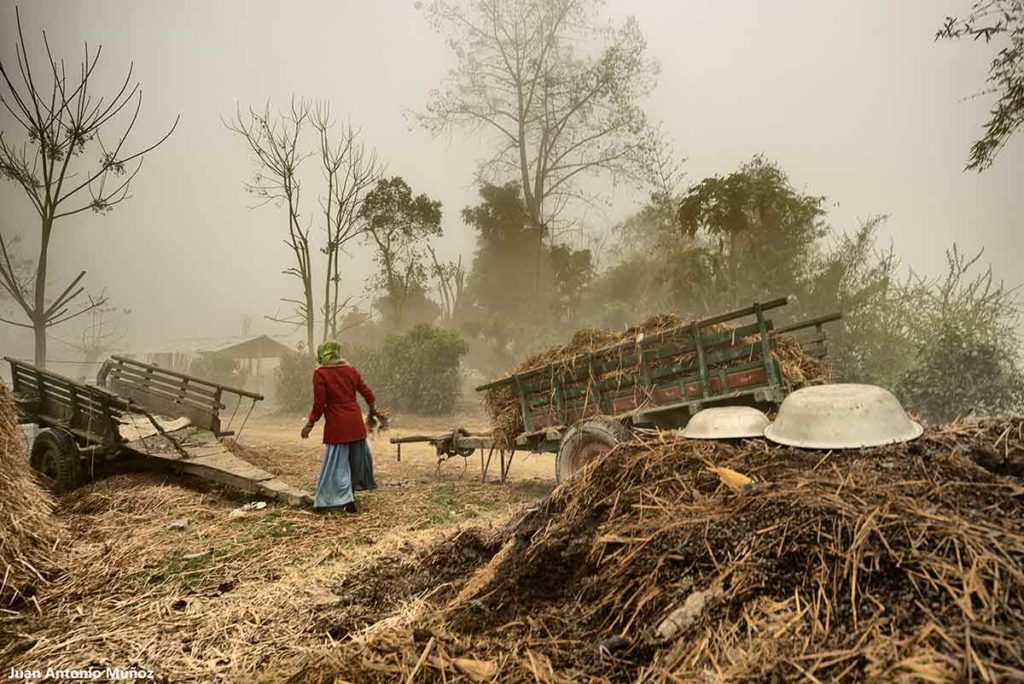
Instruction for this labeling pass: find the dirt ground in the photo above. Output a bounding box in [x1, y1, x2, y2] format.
[0, 409, 556, 682]
[240, 407, 557, 489]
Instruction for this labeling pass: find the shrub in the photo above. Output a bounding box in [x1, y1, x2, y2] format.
[895, 247, 1024, 422]
[898, 320, 1024, 422]
[275, 325, 468, 415]
[275, 351, 315, 413]
[354, 324, 467, 415]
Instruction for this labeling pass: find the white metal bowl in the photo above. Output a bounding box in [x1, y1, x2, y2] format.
[764, 383, 922, 449]
[681, 406, 770, 439]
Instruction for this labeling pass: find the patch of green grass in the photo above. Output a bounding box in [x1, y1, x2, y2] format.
[136, 549, 219, 590]
[421, 483, 500, 527]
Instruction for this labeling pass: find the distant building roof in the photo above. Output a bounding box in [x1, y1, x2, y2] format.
[203, 335, 296, 360]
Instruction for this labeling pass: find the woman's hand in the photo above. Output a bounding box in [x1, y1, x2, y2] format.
[300, 421, 314, 439]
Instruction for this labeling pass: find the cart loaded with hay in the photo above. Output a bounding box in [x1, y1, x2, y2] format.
[392, 297, 841, 482]
[4, 354, 312, 505]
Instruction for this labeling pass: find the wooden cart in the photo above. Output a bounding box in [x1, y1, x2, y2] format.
[392, 298, 841, 482]
[5, 355, 312, 505]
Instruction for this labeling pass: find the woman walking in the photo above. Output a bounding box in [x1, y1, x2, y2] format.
[300, 340, 378, 513]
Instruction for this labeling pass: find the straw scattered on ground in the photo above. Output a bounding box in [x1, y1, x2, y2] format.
[282, 419, 1024, 683]
[0, 418, 552, 682]
[0, 382, 65, 609]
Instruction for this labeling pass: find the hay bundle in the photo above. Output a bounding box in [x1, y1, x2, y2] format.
[0, 382, 64, 605]
[296, 421, 1024, 682]
[483, 314, 829, 446]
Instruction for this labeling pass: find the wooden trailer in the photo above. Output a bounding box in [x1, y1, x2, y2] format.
[392, 298, 841, 483]
[5, 355, 312, 505]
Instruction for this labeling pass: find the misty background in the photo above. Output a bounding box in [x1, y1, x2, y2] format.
[0, 0, 1021, 374]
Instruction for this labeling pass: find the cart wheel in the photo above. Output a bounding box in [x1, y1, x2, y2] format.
[556, 418, 631, 484]
[30, 428, 84, 494]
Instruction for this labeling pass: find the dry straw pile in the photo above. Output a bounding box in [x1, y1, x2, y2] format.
[290, 420, 1024, 683]
[483, 314, 828, 447]
[0, 382, 64, 606]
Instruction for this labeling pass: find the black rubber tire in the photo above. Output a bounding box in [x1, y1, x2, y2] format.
[555, 417, 632, 484]
[30, 428, 84, 494]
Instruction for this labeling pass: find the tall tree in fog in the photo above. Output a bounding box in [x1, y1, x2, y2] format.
[938, 0, 1024, 170]
[0, 9, 177, 367]
[359, 177, 442, 330]
[677, 156, 826, 309]
[226, 99, 383, 355]
[418, 0, 661, 275]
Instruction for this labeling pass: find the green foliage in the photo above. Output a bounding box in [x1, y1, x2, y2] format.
[896, 248, 1024, 422]
[359, 176, 443, 331]
[350, 324, 468, 415]
[457, 182, 594, 374]
[275, 351, 314, 412]
[188, 355, 245, 388]
[676, 155, 827, 310]
[585, 157, 826, 326]
[937, 0, 1024, 171]
[800, 217, 925, 388]
[582, 158, 1024, 423]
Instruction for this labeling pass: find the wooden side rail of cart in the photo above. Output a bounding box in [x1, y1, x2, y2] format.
[6, 356, 129, 448]
[6, 356, 312, 505]
[98, 355, 264, 437]
[389, 303, 842, 484]
[477, 299, 797, 437]
[776, 312, 843, 359]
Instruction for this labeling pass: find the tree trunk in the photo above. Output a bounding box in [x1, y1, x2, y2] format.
[304, 273, 315, 359]
[728, 229, 738, 309]
[33, 317, 47, 369]
[34, 219, 52, 368]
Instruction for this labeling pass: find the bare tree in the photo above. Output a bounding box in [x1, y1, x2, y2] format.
[419, 0, 662, 252]
[227, 98, 384, 354]
[427, 245, 465, 322]
[0, 9, 177, 367]
[226, 99, 315, 352]
[54, 301, 130, 380]
[311, 104, 384, 340]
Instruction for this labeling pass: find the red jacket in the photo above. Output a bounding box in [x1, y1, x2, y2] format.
[307, 364, 376, 444]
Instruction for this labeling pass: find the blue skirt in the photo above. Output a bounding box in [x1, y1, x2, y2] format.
[314, 439, 377, 509]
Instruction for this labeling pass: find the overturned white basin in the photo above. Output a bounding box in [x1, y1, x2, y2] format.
[681, 406, 770, 439]
[764, 383, 922, 449]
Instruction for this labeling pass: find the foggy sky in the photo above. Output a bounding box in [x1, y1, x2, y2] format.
[1, 0, 1021, 363]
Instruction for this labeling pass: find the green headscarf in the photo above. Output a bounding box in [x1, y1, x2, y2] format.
[317, 339, 345, 365]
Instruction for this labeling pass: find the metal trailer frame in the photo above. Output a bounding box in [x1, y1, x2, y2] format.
[391, 299, 842, 482]
[5, 355, 312, 505]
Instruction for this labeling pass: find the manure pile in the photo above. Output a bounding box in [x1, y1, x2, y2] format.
[483, 314, 828, 447]
[290, 419, 1024, 683]
[0, 382, 64, 608]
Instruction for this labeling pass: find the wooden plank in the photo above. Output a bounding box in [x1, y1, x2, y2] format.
[107, 377, 225, 413]
[256, 479, 313, 506]
[109, 355, 264, 401]
[110, 383, 218, 433]
[31, 412, 114, 445]
[181, 452, 277, 482]
[108, 365, 222, 402]
[517, 320, 773, 397]
[106, 372, 224, 411]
